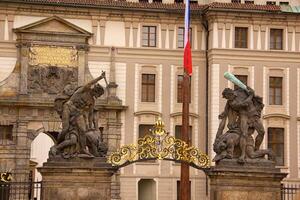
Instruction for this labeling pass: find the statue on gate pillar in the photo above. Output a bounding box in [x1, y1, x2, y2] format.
[50, 71, 108, 159]
[213, 72, 273, 164]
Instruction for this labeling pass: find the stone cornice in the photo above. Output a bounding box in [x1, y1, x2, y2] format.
[170, 112, 199, 118]
[263, 113, 291, 120]
[0, 98, 127, 110]
[134, 111, 162, 116]
[208, 49, 300, 63]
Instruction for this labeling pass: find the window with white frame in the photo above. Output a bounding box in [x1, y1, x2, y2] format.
[177, 27, 192, 48]
[269, 76, 283, 105]
[141, 74, 156, 102]
[142, 26, 157, 47]
[270, 29, 283, 50]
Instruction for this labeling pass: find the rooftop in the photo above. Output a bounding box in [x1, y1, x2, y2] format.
[1, 0, 282, 13]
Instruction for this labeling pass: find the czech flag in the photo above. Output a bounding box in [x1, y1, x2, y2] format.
[184, 0, 192, 75]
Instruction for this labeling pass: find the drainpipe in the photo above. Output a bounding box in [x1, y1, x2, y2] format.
[201, 12, 209, 197]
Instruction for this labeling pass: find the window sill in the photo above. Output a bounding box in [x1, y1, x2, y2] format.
[140, 101, 156, 104]
[275, 165, 288, 169]
[269, 49, 284, 51]
[141, 46, 158, 49]
[268, 104, 284, 106]
[234, 47, 248, 49]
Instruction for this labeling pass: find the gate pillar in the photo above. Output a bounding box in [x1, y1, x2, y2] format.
[38, 157, 116, 200]
[208, 160, 287, 200]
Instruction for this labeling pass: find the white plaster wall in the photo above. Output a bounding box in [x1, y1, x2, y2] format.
[298, 123, 300, 177]
[88, 61, 110, 87]
[13, 16, 46, 28]
[104, 21, 126, 47]
[0, 57, 17, 83]
[212, 22, 218, 49]
[163, 0, 174, 3]
[30, 133, 54, 181]
[115, 63, 127, 104]
[210, 64, 220, 160]
[65, 18, 92, 33]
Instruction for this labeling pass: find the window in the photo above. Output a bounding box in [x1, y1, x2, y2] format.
[234, 75, 248, 90]
[138, 179, 156, 200]
[178, 27, 192, 48]
[266, 1, 276, 5]
[279, 1, 289, 5]
[245, 0, 254, 3]
[177, 75, 191, 103]
[174, 0, 183, 3]
[190, 0, 198, 4]
[139, 0, 149, 2]
[175, 125, 192, 145]
[269, 77, 282, 105]
[153, 0, 162, 2]
[231, 0, 241, 3]
[141, 74, 155, 102]
[177, 181, 191, 200]
[139, 124, 153, 138]
[0, 125, 13, 144]
[142, 26, 156, 47]
[270, 29, 283, 50]
[268, 128, 284, 166]
[235, 27, 248, 48]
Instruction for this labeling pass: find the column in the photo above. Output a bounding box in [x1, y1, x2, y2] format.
[0, 14, 5, 40]
[7, 14, 14, 41]
[108, 47, 120, 103]
[76, 45, 88, 86]
[15, 120, 30, 182]
[92, 17, 99, 45]
[100, 17, 106, 46]
[19, 43, 30, 95]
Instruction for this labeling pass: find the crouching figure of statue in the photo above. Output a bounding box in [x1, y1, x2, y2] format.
[49, 71, 108, 159]
[213, 73, 273, 164]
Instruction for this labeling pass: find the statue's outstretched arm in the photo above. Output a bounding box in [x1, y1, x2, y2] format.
[83, 71, 105, 91]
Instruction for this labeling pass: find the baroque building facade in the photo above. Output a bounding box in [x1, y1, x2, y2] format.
[0, 0, 299, 199]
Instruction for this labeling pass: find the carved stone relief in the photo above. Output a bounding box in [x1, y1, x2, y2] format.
[27, 45, 78, 94]
[28, 65, 78, 94]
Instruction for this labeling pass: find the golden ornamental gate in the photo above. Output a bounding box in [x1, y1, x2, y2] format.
[107, 118, 210, 170]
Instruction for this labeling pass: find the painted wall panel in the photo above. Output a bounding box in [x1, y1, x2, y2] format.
[104, 21, 126, 47]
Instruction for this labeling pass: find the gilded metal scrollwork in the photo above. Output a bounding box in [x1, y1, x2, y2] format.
[107, 118, 210, 169]
[0, 172, 12, 183]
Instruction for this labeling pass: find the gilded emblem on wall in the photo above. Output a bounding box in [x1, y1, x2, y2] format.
[29, 45, 77, 67]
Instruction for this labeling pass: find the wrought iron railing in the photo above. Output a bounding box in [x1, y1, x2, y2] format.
[0, 181, 42, 200]
[281, 183, 300, 200]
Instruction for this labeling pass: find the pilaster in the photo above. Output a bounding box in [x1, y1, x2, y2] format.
[18, 43, 30, 95]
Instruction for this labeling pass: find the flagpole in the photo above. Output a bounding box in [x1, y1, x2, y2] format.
[180, 70, 190, 200]
[180, 0, 191, 199]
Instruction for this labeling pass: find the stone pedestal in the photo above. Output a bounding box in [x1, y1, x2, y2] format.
[208, 159, 287, 200]
[38, 157, 116, 200]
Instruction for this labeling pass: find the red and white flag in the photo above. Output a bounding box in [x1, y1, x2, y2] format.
[184, 0, 192, 75]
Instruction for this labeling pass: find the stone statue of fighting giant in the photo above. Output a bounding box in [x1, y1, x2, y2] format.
[213, 72, 273, 164]
[50, 71, 108, 158]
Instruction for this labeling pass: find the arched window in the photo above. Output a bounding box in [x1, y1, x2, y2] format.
[30, 133, 55, 181]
